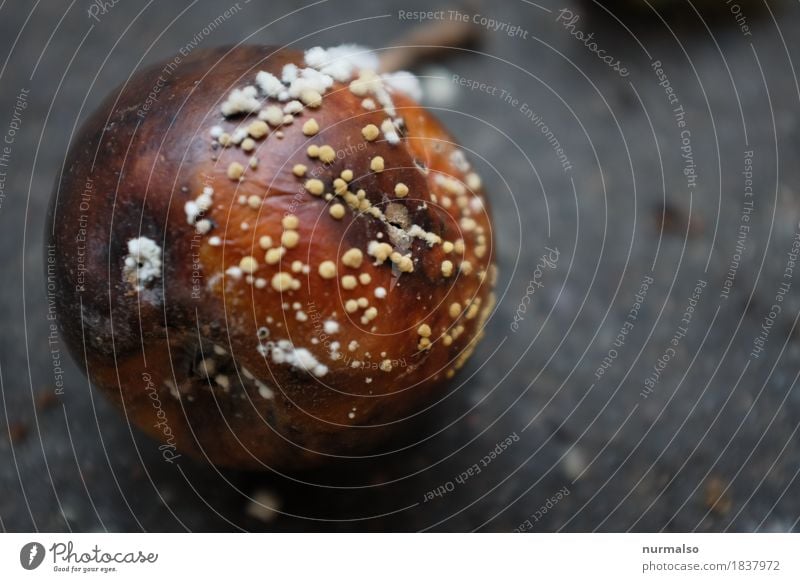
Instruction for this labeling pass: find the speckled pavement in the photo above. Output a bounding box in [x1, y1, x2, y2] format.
[1, 0, 799, 532]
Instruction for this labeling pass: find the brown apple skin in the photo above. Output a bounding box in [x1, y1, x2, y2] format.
[47, 45, 495, 470]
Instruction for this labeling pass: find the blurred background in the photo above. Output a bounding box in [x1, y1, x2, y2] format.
[2, 0, 800, 532]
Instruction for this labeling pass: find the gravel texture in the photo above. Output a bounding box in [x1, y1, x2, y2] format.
[1, 0, 799, 532]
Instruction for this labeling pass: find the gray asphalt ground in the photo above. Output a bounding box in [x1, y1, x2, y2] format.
[1, 0, 800, 531]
